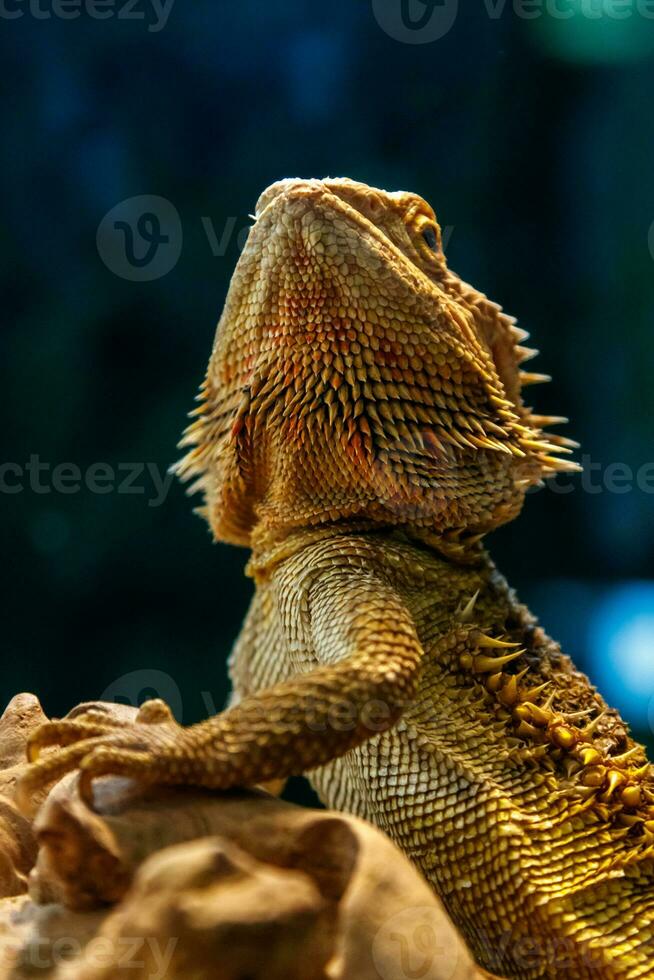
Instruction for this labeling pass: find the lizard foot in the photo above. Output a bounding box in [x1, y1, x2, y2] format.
[18, 699, 181, 813]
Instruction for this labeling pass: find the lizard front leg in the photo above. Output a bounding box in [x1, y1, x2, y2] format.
[19, 579, 423, 809]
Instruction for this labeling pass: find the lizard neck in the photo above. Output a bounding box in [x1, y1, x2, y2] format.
[247, 520, 384, 582]
[246, 520, 487, 582]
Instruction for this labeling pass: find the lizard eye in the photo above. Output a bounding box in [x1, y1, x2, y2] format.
[422, 226, 438, 251]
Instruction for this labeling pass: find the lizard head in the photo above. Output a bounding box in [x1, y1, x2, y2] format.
[176, 177, 578, 556]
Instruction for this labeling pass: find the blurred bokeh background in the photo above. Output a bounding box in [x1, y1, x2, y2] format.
[2, 0, 653, 804]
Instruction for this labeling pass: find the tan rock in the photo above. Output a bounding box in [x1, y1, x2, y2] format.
[0, 695, 47, 898]
[71, 836, 334, 980]
[28, 776, 484, 979]
[0, 696, 494, 979]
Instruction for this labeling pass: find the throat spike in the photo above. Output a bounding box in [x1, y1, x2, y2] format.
[529, 415, 569, 429]
[516, 346, 540, 363]
[520, 372, 552, 386]
[548, 436, 581, 450]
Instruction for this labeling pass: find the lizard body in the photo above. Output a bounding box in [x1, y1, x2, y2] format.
[23, 178, 654, 978]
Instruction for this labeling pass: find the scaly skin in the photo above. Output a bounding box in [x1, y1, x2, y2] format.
[21, 179, 654, 978]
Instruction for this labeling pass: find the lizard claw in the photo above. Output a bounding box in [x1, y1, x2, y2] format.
[18, 735, 112, 815]
[26, 718, 125, 762]
[78, 745, 158, 807]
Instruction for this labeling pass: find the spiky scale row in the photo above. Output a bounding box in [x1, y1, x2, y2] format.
[454, 622, 654, 845]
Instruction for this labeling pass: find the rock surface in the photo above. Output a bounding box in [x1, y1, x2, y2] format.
[0, 696, 493, 979]
[0, 695, 44, 898]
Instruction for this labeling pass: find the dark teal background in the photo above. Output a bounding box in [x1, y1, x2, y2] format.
[2, 1, 653, 802]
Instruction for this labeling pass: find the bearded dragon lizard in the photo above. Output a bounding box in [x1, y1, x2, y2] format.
[21, 178, 654, 978]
